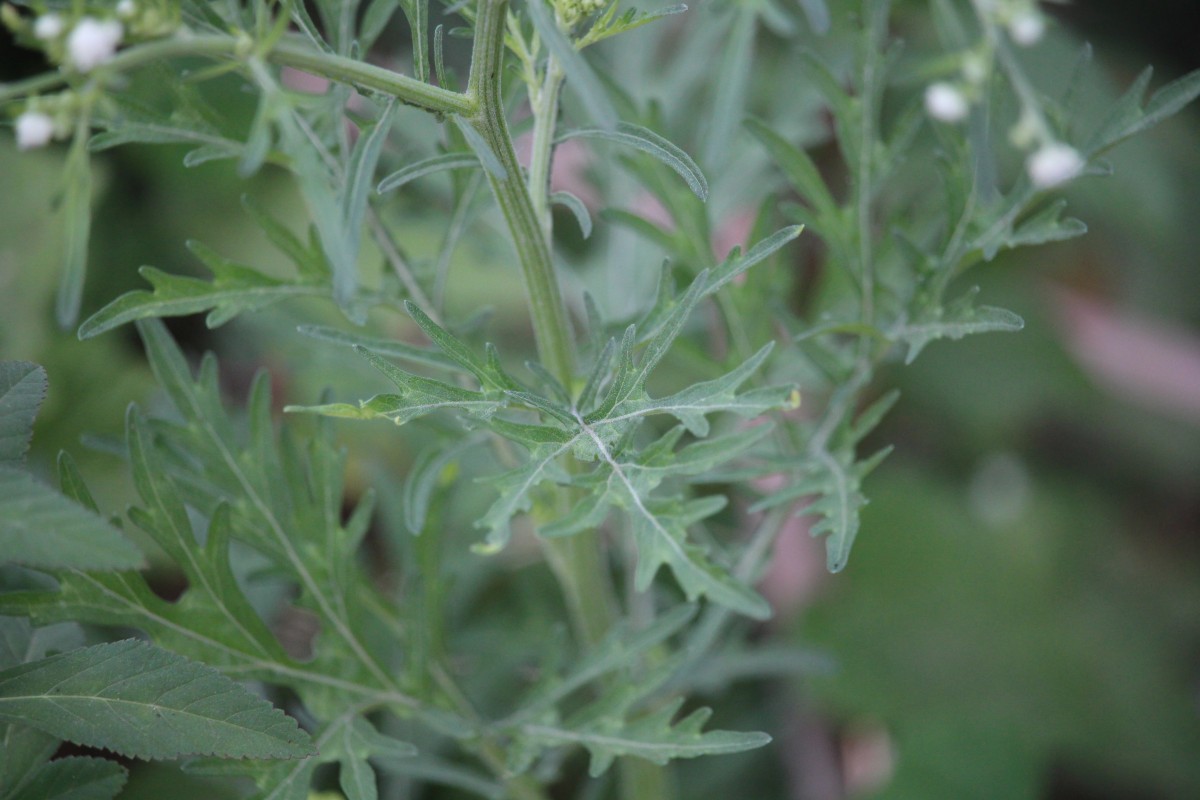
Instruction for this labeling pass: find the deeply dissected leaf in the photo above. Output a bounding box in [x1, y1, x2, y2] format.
[519, 696, 770, 777]
[0, 639, 315, 760]
[0, 361, 47, 464]
[1085, 67, 1200, 155]
[288, 347, 504, 425]
[78, 241, 326, 339]
[895, 288, 1024, 364]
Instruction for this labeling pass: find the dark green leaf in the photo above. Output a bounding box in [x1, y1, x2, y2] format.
[7, 756, 127, 800]
[0, 361, 47, 464]
[0, 467, 143, 571]
[0, 640, 315, 760]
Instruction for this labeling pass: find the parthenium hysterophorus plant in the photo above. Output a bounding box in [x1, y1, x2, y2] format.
[1, 0, 1197, 797]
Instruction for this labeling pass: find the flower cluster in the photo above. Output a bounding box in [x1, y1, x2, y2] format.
[921, 1, 1083, 190]
[554, 0, 608, 28]
[4, 2, 181, 151]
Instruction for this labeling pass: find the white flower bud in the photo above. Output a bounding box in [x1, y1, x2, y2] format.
[924, 82, 969, 123]
[66, 17, 124, 73]
[961, 52, 989, 86]
[15, 111, 56, 150]
[116, 0, 137, 19]
[1027, 142, 1084, 189]
[34, 13, 65, 40]
[1007, 10, 1045, 46]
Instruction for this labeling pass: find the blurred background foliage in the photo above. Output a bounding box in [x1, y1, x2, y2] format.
[1, 1, 1198, 798]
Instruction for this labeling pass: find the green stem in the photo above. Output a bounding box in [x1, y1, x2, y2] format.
[466, 0, 575, 385]
[1, 33, 473, 115]
[467, 0, 620, 654]
[528, 57, 566, 237]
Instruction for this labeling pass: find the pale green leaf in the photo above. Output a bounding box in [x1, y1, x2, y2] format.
[298, 325, 458, 371]
[57, 124, 92, 329]
[701, 7, 756, 170]
[561, 123, 708, 200]
[521, 698, 770, 776]
[287, 347, 504, 425]
[526, 0, 618, 129]
[451, 116, 507, 180]
[0, 640, 315, 760]
[550, 190, 593, 238]
[377, 152, 479, 194]
[342, 101, 398, 280]
[897, 289, 1024, 364]
[78, 243, 325, 339]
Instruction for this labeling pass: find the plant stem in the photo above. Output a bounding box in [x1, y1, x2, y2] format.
[528, 56, 567, 236]
[0, 33, 473, 114]
[466, 0, 619, 651]
[466, 0, 575, 385]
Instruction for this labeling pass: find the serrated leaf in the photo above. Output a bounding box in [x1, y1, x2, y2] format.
[0, 361, 47, 464]
[0, 640, 315, 760]
[560, 123, 708, 200]
[377, 152, 479, 193]
[0, 467, 143, 571]
[896, 289, 1024, 364]
[7, 756, 127, 800]
[1085, 67, 1200, 155]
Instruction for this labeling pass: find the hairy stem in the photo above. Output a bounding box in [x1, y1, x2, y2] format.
[466, 0, 575, 384]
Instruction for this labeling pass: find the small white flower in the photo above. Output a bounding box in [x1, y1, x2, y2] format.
[66, 17, 124, 73]
[924, 82, 969, 123]
[33, 13, 65, 40]
[15, 111, 56, 150]
[1027, 142, 1084, 189]
[116, 0, 137, 19]
[1007, 9, 1045, 46]
[961, 52, 989, 86]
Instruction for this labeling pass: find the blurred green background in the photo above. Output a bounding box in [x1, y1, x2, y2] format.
[2, 1, 1198, 798]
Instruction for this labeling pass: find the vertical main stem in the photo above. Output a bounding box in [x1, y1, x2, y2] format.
[466, 0, 618, 650]
[467, 0, 574, 385]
